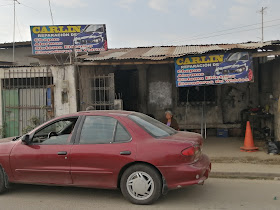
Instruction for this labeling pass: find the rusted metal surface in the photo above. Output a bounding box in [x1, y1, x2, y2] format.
[82, 41, 278, 62]
[173, 45, 224, 56]
[0, 41, 31, 48]
[118, 48, 151, 60]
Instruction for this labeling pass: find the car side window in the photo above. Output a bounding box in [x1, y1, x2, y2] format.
[79, 116, 117, 144]
[32, 118, 78, 145]
[115, 122, 131, 142]
[79, 116, 131, 144]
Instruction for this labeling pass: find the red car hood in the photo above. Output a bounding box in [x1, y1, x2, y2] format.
[0, 137, 18, 155]
[0, 137, 14, 143]
[161, 131, 203, 146]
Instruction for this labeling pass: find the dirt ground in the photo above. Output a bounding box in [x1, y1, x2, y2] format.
[203, 137, 280, 165]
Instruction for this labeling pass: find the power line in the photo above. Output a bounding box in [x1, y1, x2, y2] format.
[156, 17, 280, 46]
[180, 23, 280, 43]
[1, 1, 41, 12]
[47, 0, 61, 65]
[19, 2, 40, 12]
[0, 3, 13, 7]
[154, 19, 280, 46]
[176, 18, 280, 43]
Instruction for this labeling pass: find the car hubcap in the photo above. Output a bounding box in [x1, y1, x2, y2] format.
[126, 171, 154, 200]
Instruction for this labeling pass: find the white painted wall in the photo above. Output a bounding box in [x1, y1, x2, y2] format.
[51, 65, 78, 116]
[0, 47, 39, 65]
[0, 46, 70, 66]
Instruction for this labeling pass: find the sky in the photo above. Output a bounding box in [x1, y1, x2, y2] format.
[0, 0, 279, 48]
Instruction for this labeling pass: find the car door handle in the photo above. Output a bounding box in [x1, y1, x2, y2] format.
[57, 151, 67, 155]
[120, 151, 131, 155]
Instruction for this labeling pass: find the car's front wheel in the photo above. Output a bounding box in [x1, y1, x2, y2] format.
[120, 164, 162, 205]
[0, 167, 8, 194]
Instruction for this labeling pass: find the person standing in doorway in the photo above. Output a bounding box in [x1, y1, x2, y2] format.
[163, 110, 179, 130]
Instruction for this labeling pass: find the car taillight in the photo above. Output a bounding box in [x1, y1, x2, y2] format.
[181, 145, 201, 162]
[181, 147, 195, 156]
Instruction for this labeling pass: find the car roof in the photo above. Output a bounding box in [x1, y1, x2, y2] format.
[79, 110, 135, 116]
[54, 110, 137, 119]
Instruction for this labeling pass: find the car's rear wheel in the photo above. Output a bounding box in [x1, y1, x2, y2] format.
[0, 167, 8, 194]
[120, 164, 162, 205]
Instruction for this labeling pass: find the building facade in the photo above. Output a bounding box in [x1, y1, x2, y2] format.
[1, 41, 280, 141]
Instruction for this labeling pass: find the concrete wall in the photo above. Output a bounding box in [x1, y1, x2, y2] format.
[38, 55, 71, 65]
[146, 64, 174, 119]
[259, 57, 280, 140]
[51, 65, 78, 116]
[141, 63, 259, 129]
[0, 47, 39, 65]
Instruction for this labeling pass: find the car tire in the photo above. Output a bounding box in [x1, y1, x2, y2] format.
[0, 167, 7, 194]
[120, 164, 162, 205]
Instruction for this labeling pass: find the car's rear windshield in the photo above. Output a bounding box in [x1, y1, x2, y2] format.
[128, 113, 177, 138]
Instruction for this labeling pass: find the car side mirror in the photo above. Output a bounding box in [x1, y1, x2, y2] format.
[22, 134, 30, 145]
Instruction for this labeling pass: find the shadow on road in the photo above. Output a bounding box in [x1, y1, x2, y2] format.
[4, 182, 212, 205]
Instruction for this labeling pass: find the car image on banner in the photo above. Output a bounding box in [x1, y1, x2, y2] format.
[73, 25, 107, 49]
[214, 52, 253, 80]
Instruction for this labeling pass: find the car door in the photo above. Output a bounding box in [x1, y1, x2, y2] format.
[9, 116, 81, 185]
[70, 115, 136, 189]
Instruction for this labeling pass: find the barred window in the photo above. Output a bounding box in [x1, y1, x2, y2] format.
[90, 76, 112, 110]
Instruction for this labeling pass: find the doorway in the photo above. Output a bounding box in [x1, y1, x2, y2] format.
[115, 69, 139, 111]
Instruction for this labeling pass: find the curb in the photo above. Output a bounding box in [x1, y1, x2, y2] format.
[210, 172, 280, 180]
[210, 159, 280, 166]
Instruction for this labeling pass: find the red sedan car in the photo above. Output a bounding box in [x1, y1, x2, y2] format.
[0, 111, 211, 205]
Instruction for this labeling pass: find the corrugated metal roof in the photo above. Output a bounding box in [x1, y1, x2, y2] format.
[118, 48, 151, 59]
[0, 41, 31, 48]
[142, 46, 175, 57]
[172, 45, 224, 56]
[83, 41, 279, 62]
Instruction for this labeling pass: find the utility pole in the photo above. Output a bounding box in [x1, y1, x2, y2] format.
[48, 0, 54, 25]
[13, 0, 16, 63]
[259, 7, 267, 43]
[12, 0, 20, 63]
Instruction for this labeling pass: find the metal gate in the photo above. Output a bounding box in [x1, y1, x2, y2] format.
[2, 68, 53, 137]
[88, 73, 115, 110]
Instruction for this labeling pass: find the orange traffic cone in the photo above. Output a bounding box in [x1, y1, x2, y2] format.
[240, 121, 258, 152]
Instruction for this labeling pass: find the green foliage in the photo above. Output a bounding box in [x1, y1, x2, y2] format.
[22, 116, 40, 134]
[0, 124, 6, 138]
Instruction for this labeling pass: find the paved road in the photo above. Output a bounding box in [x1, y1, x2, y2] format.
[0, 178, 279, 210]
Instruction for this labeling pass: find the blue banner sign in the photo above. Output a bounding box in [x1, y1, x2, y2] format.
[30, 24, 108, 55]
[175, 52, 254, 87]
